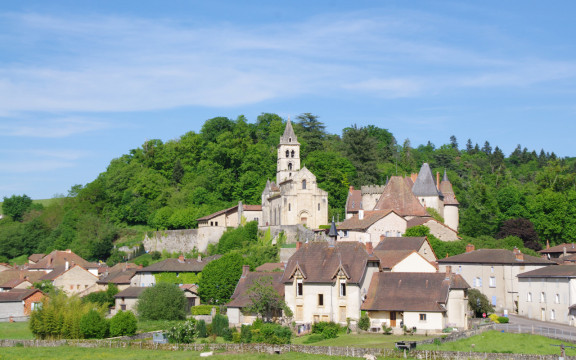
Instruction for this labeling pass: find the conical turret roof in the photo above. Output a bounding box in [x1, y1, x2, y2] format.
[412, 163, 442, 197]
[440, 170, 459, 205]
[279, 118, 299, 145]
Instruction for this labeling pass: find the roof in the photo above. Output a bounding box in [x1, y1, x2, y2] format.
[540, 243, 576, 255]
[437, 249, 556, 266]
[114, 286, 147, 298]
[196, 204, 262, 221]
[440, 171, 459, 205]
[373, 176, 430, 217]
[361, 272, 469, 312]
[517, 265, 576, 278]
[0, 288, 43, 302]
[338, 210, 399, 231]
[137, 255, 221, 273]
[373, 250, 415, 270]
[1, 278, 32, 289]
[0, 270, 45, 287]
[27, 250, 97, 270]
[28, 254, 45, 263]
[406, 217, 458, 234]
[346, 188, 363, 213]
[279, 119, 299, 145]
[282, 241, 376, 284]
[39, 264, 97, 281]
[98, 268, 138, 285]
[375, 237, 426, 252]
[180, 284, 199, 293]
[412, 163, 442, 198]
[227, 272, 284, 308]
[255, 263, 285, 272]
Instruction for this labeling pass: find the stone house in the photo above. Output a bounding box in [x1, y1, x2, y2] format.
[338, 210, 407, 243]
[0, 289, 44, 320]
[437, 245, 555, 313]
[27, 249, 99, 276]
[130, 254, 220, 287]
[374, 236, 437, 263]
[282, 241, 380, 325]
[40, 264, 99, 295]
[95, 263, 141, 293]
[517, 265, 576, 325]
[539, 243, 576, 262]
[0, 270, 45, 292]
[361, 271, 469, 333]
[113, 286, 146, 314]
[197, 202, 262, 228]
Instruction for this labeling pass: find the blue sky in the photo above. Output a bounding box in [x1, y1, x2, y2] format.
[1, 1, 575, 200]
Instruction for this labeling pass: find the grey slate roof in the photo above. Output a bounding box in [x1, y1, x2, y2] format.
[517, 264, 576, 278]
[279, 119, 299, 145]
[412, 163, 443, 197]
[437, 249, 556, 265]
[440, 170, 459, 205]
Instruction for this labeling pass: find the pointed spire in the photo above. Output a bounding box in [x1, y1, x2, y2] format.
[442, 169, 449, 182]
[412, 163, 442, 197]
[328, 217, 338, 239]
[280, 117, 299, 145]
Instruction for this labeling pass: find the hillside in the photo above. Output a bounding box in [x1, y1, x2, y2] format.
[1, 113, 575, 264]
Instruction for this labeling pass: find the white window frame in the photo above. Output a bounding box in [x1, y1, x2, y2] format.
[489, 276, 496, 288]
[527, 292, 532, 302]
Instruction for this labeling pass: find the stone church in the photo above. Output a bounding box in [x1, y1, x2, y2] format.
[260, 119, 329, 229]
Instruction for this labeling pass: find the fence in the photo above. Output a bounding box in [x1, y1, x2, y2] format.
[494, 323, 576, 342]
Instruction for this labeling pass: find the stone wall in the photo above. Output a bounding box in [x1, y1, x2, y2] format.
[142, 228, 225, 254]
[263, 224, 316, 244]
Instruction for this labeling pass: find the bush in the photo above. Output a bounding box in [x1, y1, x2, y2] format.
[252, 323, 292, 344]
[196, 319, 207, 338]
[137, 283, 187, 321]
[211, 314, 229, 337]
[358, 312, 370, 331]
[166, 319, 196, 344]
[191, 305, 218, 316]
[311, 321, 340, 339]
[489, 313, 499, 323]
[498, 316, 509, 323]
[150, 251, 162, 260]
[79, 309, 109, 339]
[240, 324, 252, 343]
[382, 324, 393, 335]
[109, 310, 137, 337]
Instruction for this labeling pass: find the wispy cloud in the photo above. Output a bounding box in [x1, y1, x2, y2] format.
[0, 118, 111, 138]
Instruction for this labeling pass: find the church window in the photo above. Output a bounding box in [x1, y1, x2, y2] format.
[289, 203, 291, 211]
[286, 150, 289, 157]
[288, 163, 293, 171]
[302, 179, 307, 189]
[289, 137, 292, 142]
[318, 203, 320, 211]
[291, 150, 295, 158]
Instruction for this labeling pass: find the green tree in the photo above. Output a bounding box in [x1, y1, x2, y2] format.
[79, 309, 109, 339]
[198, 253, 244, 304]
[296, 113, 326, 155]
[468, 289, 494, 317]
[2, 194, 33, 221]
[245, 276, 289, 322]
[109, 310, 138, 337]
[137, 282, 187, 320]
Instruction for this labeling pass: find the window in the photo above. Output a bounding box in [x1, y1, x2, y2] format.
[288, 163, 293, 171]
[31, 302, 42, 311]
[288, 203, 291, 211]
[289, 137, 292, 142]
[540, 292, 546, 303]
[342, 230, 348, 237]
[302, 179, 307, 189]
[210, 221, 213, 226]
[121, 304, 126, 311]
[551, 309, 556, 320]
[458, 266, 462, 274]
[291, 150, 295, 158]
[555, 294, 560, 304]
[318, 203, 320, 211]
[340, 281, 347, 297]
[491, 266, 494, 273]
[419, 314, 427, 321]
[489, 277, 496, 288]
[475, 277, 482, 287]
[286, 150, 289, 157]
[318, 294, 324, 306]
[527, 292, 532, 302]
[296, 278, 303, 297]
[215, 221, 218, 226]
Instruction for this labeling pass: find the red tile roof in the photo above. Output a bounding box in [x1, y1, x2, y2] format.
[0, 288, 43, 302]
[227, 272, 284, 308]
[28, 250, 97, 270]
[338, 210, 399, 231]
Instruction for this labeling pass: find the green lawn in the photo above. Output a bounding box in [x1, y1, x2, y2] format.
[292, 332, 438, 349]
[0, 321, 34, 339]
[0, 347, 353, 360]
[419, 330, 576, 356]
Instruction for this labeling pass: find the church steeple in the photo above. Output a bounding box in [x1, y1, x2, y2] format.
[277, 118, 301, 183]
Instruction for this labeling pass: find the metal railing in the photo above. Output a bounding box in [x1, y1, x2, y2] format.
[494, 323, 576, 342]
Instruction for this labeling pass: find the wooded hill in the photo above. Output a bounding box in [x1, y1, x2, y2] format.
[1, 113, 575, 264]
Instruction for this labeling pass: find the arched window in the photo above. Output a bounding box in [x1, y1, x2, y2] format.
[288, 203, 291, 211]
[288, 163, 293, 171]
[302, 179, 307, 189]
[540, 292, 546, 303]
[286, 150, 289, 157]
[291, 150, 295, 158]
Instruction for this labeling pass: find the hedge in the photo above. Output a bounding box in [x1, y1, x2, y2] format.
[191, 305, 219, 316]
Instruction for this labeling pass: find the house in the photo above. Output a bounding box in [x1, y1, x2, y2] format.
[437, 245, 555, 313]
[130, 254, 220, 287]
[227, 266, 285, 325]
[282, 241, 380, 325]
[197, 202, 262, 228]
[338, 210, 407, 244]
[27, 249, 99, 276]
[28, 254, 45, 265]
[95, 263, 141, 292]
[39, 264, 99, 295]
[113, 286, 146, 314]
[374, 236, 437, 263]
[517, 265, 576, 325]
[0, 263, 12, 273]
[361, 271, 469, 333]
[539, 243, 576, 262]
[0, 289, 45, 321]
[180, 284, 200, 312]
[375, 250, 437, 273]
[0, 270, 45, 292]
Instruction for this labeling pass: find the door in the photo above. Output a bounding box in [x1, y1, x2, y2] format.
[339, 306, 347, 322]
[390, 311, 396, 327]
[296, 305, 303, 321]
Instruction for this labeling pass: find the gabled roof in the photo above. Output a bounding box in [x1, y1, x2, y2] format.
[282, 242, 374, 284]
[28, 254, 45, 263]
[517, 264, 576, 278]
[440, 170, 459, 205]
[345, 188, 363, 213]
[373, 250, 415, 270]
[540, 243, 576, 255]
[39, 264, 98, 281]
[412, 163, 442, 198]
[0, 270, 45, 287]
[437, 249, 556, 266]
[114, 286, 146, 299]
[338, 210, 401, 231]
[227, 272, 284, 308]
[374, 176, 429, 217]
[196, 204, 262, 221]
[137, 255, 221, 273]
[97, 268, 138, 285]
[375, 237, 427, 252]
[28, 250, 97, 270]
[255, 263, 285, 272]
[0, 288, 43, 302]
[0, 278, 32, 289]
[279, 119, 299, 145]
[361, 272, 469, 312]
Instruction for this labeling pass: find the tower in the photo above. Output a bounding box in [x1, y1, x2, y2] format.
[277, 118, 300, 183]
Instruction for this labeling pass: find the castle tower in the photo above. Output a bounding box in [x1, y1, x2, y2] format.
[412, 163, 443, 214]
[440, 170, 459, 231]
[277, 119, 301, 183]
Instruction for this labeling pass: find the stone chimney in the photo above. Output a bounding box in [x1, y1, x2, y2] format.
[546, 240, 550, 250]
[296, 241, 302, 250]
[358, 209, 364, 220]
[564, 247, 567, 257]
[241, 265, 250, 278]
[178, 254, 185, 263]
[465, 244, 475, 253]
[445, 265, 452, 279]
[513, 247, 524, 261]
[365, 242, 373, 255]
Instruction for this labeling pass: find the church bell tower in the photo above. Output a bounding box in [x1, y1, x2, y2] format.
[277, 119, 300, 183]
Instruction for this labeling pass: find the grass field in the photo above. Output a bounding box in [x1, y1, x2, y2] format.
[0, 347, 356, 360]
[0, 198, 58, 215]
[0, 322, 34, 340]
[292, 333, 438, 349]
[419, 330, 576, 356]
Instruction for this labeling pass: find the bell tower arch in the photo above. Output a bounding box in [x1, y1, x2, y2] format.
[277, 118, 300, 183]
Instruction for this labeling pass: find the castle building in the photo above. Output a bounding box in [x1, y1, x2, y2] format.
[261, 120, 329, 229]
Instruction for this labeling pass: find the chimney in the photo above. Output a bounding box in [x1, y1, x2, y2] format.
[465, 244, 475, 253]
[513, 247, 524, 261]
[380, 234, 385, 242]
[138, 264, 143, 269]
[365, 242, 373, 255]
[546, 240, 550, 250]
[436, 172, 440, 190]
[66, 249, 72, 253]
[65, 260, 69, 271]
[445, 265, 452, 279]
[241, 265, 250, 278]
[178, 254, 185, 262]
[358, 209, 364, 220]
[197, 255, 202, 262]
[411, 173, 418, 183]
[296, 241, 302, 250]
[564, 247, 567, 257]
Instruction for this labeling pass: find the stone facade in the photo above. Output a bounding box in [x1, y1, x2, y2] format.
[52, 265, 99, 295]
[142, 228, 225, 254]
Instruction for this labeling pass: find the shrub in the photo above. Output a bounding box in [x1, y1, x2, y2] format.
[79, 309, 109, 339]
[166, 319, 196, 344]
[222, 326, 235, 342]
[150, 251, 162, 260]
[240, 324, 252, 343]
[498, 316, 509, 323]
[191, 305, 218, 316]
[196, 319, 207, 338]
[382, 324, 393, 335]
[358, 312, 370, 331]
[312, 321, 340, 339]
[252, 323, 292, 344]
[137, 283, 187, 321]
[109, 310, 137, 337]
[489, 314, 499, 323]
[211, 314, 229, 337]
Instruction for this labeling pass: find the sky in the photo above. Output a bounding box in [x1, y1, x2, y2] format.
[1, 1, 575, 200]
